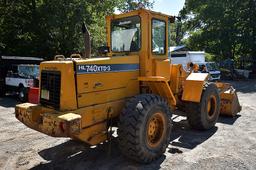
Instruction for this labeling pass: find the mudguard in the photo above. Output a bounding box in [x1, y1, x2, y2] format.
[182, 73, 209, 103]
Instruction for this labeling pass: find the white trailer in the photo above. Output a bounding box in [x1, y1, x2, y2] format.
[170, 51, 205, 65]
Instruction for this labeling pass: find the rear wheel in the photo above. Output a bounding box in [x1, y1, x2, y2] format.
[186, 83, 220, 130]
[118, 94, 172, 163]
[18, 87, 28, 102]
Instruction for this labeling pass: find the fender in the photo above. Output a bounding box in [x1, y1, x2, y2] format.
[138, 76, 177, 109]
[182, 73, 209, 103]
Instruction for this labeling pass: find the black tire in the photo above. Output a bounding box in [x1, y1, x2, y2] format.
[0, 81, 5, 97]
[118, 94, 172, 163]
[186, 83, 220, 130]
[18, 87, 28, 102]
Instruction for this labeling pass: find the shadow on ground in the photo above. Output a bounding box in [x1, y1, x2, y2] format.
[32, 139, 166, 170]
[32, 118, 217, 170]
[218, 114, 241, 125]
[168, 118, 218, 154]
[0, 96, 17, 108]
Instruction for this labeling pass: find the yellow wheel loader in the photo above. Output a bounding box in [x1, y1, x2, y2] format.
[15, 9, 241, 163]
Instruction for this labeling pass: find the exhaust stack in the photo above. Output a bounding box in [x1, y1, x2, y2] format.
[82, 23, 91, 58]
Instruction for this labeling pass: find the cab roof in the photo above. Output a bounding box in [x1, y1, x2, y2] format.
[111, 8, 175, 21]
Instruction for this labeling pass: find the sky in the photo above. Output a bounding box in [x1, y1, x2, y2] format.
[153, 0, 185, 16]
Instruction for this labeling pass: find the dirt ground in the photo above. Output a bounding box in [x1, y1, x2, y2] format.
[0, 80, 256, 170]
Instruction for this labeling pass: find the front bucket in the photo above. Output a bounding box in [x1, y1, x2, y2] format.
[220, 88, 242, 117]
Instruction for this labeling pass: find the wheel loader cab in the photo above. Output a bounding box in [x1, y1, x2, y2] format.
[106, 9, 174, 79]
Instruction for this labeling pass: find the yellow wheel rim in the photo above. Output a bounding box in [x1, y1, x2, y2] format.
[207, 95, 217, 119]
[147, 112, 166, 148]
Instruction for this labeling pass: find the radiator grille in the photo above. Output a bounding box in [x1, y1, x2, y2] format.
[40, 71, 61, 109]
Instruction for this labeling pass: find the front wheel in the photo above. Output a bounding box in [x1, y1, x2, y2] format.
[186, 83, 220, 130]
[118, 94, 172, 163]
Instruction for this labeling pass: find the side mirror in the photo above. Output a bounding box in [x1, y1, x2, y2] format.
[168, 16, 175, 23]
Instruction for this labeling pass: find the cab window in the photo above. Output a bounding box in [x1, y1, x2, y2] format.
[111, 16, 141, 52]
[152, 19, 166, 55]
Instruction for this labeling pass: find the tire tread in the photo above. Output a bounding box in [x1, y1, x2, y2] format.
[118, 94, 172, 163]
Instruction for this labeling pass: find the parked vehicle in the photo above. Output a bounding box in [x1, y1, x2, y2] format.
[0, 56, 43, 99]
[5, 65, 39, 102]
[198, 62, 221, 81]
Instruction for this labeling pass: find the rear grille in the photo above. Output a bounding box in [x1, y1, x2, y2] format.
[40, 71, 61, 109]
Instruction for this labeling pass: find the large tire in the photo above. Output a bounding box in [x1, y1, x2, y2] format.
[118, 94, 172, 163]
[186, 83, 220, 130]
[18, 87, 28, 102]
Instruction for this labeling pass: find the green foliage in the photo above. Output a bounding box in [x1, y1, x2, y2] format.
[169, 18, 186, 47]
[118, 0, 154, 12]
[205, 53, 214, 62]
[168, 22, 178, 47]
[180, 0, 256, 64]
[0, 0, 152, 59]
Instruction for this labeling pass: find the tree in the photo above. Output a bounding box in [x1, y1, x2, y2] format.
[0, 1, 102, 58]
[118, 0, 154, 12]
[180, 0, 256, 66]
[1, 0, 153, 59]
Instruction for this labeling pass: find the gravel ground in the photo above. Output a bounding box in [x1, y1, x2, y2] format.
[0, 80, 256, 170]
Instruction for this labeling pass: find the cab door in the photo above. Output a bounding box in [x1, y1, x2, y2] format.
[150, 14, 170, 80]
